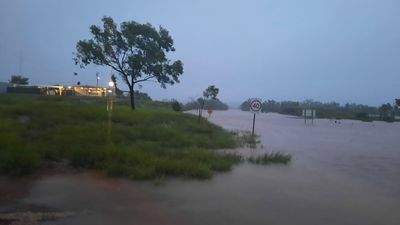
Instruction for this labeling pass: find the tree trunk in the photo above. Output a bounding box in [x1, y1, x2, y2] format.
[198, 100, 205, 122]
[198, 107, 202, 122]
[129, 86, 135, 110]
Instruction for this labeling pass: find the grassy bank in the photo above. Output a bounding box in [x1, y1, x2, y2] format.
[0, 94, 241, 179]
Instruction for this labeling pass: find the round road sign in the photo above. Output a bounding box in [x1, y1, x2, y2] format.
[250, 99, 262, 112]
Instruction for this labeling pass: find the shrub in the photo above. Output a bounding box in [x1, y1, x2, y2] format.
[172, 101, 182, 112]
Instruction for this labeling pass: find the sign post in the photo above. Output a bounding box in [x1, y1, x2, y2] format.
[249, 99, 262, 136]
[252, 113, 256, 136]
[302, 109, 316, 125]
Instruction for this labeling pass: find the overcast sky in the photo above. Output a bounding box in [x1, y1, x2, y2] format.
[1, 0, 399, 106]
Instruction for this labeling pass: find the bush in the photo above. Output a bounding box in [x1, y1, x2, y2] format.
[172, 101, 182, 112]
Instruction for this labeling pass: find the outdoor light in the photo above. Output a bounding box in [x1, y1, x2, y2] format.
[108, 81, 114, 87]
[96, 73, 100, 87]
[67, 86, 72, 89]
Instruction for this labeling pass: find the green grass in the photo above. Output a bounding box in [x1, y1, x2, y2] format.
[0, 94, 240, 179]
[232, 131, 261, 149]
[248, 152, 291, 165]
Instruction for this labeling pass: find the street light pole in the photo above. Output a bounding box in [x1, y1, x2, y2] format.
[96, 72, 100, 88]
[107, 81, 115, 143]
[107, 81, 115, 111]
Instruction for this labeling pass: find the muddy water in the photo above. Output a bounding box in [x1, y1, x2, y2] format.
[10, 110, 400, 224]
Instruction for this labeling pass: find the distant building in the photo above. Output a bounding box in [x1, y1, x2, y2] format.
[66, 85, 106, 97]
[6, 84, 107, 97]
[7, 84, 62, 95]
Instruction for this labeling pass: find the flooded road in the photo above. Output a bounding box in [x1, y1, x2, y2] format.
[4, 110, 400, 225]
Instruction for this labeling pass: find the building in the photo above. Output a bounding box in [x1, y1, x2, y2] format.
[6, 84, 107, 97]
[66, 85, 106, 97]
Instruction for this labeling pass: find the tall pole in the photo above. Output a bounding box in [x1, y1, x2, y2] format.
[107, 81, 115, 143]
[312, 109, 314, 125]
[96, 72, 99, 88]
[252, 113, 256, 136]
[19, 53, 22, 75]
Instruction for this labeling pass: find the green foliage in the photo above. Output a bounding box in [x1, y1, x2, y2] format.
[378, 103, 393, 121]
[207, 99, 229, 110]
[9, 75, 29, 85]
[197, 85, 221, 121]
[203, 85, 219, 100]
[134, 91, 152, 102]
[240, 98, 389, 121]
[232, 131, 260, 149]
[0, 117, 40, 175]
[74, 16, 183, 109]
[248, 152, 291, 165]
[115, 96, 185, 111]
[0, 95, 240, 179]
[355, 112, 372, 122]
[0, 148, 41, 176]
[184, 99, 229, 111]
[171, 100, 182, 112]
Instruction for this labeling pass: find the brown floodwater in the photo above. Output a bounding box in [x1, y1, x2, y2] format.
[2, 110, 400, 225]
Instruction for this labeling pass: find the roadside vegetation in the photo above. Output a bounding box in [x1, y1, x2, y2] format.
[183, 98, 229, 111]
[0, 94, 241, 179]
[116, 91, 184, 111]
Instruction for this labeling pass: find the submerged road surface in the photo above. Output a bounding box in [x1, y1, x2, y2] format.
[3, 110, 400, 225]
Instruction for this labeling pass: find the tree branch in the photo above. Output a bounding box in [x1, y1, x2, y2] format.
[134, 75, 156, 84]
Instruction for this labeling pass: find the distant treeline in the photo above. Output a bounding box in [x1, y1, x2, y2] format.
[119, 92, 228, 111]
[115, 91, 180, 110]
[240, 99, 399, 121]
[184, 98, 229, 111]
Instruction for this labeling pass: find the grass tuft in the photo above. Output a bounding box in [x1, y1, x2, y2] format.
[248, 152, 291, 165]
[232, 131, 261, 149]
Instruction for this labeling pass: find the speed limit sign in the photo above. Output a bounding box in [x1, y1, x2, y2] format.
[249, 99, 262, 136]
[250, 99, 262, 112]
